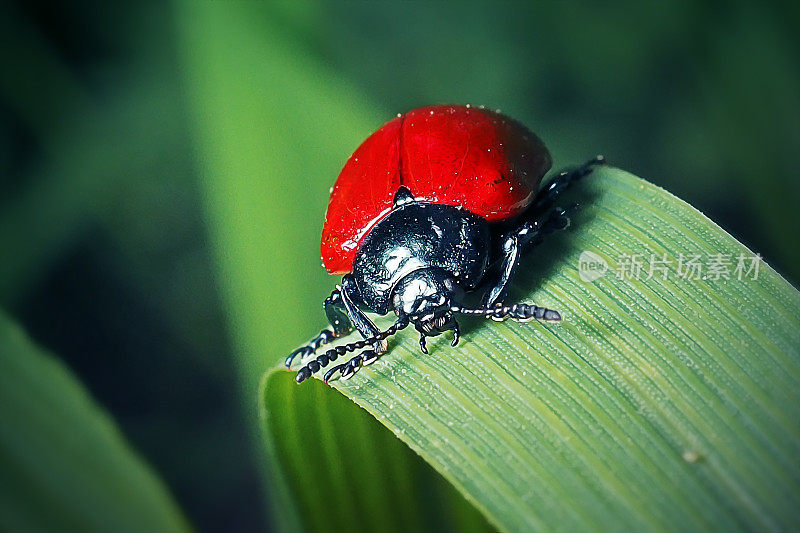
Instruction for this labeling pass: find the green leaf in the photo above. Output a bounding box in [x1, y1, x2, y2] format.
[0, 314, 191, 533]
[264, 167, 800, 531]
[172, 3, 799, 530]
[261, 372, 493, 533]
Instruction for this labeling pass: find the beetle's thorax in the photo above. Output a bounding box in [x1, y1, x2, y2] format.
[351, 200, 491, 314]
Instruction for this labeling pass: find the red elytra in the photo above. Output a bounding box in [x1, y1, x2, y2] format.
[321, 105, 552, 274]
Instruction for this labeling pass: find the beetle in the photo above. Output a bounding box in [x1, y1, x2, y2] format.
[286, 104, 604, 384]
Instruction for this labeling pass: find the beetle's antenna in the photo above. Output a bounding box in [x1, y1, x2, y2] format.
[450, 303, 561, 322]
[294, 316, 410, 383]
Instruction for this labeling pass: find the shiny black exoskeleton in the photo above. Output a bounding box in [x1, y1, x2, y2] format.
[287, 157, 604, 383]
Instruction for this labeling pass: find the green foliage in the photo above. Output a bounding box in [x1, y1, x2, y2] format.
[262, 373, 493, 533]
[264, 168, 800, 531]
[2, 1, 799, 530]
[0, 314, 190, 532]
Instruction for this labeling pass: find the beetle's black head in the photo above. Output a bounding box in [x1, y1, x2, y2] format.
[391, 268, 463, 337]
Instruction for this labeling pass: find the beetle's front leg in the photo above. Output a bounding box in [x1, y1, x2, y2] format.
[284, 289, 354, 368]
[284, 329, 336, 368]
[323, 349, 379, 383]
[338, 275, 385, 353]
[293, 274, 386, 381]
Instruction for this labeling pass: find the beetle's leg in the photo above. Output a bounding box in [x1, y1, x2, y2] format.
[294, 275, 389, 382]
[532, 155, 605, 212]
[284, 329, 335, 368]
[322, 342, 389, 383]
[284, 289, 355, 368]
[323, 349, 376, 383]
[317, 315, 460, 384]
[480, 157, 604, 308]
[482, 205, 573, 308]
[324, 289, 356, 337]
[339, 274, 386, 354]
[294, 317, 410, 384]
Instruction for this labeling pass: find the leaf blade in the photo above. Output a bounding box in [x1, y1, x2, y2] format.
[268, 167, 800, 532]
[0, 315, 191, 533]
[261, 372, 493, 533]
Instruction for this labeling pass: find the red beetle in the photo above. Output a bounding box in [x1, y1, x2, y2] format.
[288, 105, 603, 383]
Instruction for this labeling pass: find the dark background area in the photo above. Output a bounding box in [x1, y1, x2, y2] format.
[1, 1, 798, 531]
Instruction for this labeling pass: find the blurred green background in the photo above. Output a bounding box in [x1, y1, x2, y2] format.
[1, 1, 798, 531]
